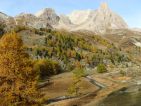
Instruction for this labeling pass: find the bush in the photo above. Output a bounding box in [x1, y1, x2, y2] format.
[97, 64, 107, 73]
[73, 68, 86, 78]
[0, 22, 5, 36]
[34, 59, 62, 80]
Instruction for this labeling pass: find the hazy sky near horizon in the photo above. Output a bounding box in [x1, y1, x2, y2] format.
[0, 0, 140, 28]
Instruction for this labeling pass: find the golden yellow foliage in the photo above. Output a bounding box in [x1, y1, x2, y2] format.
[0, 32, 40, 106]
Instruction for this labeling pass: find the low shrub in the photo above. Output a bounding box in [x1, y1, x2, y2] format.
[97, 64, 107, 73]
[33, 59, 62, 80]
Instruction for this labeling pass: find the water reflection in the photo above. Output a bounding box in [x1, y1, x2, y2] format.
[98, 86, 141, 106]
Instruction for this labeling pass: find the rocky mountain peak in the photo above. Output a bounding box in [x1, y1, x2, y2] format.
[35, 8, 60, 25]
[100, 2, 109, 10]
[57, 3, 128, 34]
[35, 8, 55, 17]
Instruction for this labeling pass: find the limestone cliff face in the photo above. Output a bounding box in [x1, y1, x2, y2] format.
[57, 3, 128, 34]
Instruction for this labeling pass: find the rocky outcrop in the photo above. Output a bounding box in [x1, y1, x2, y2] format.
[0, 12, 16, 31]
[15, 13, 37, 27]
[55, 15, 74, 30]
[14, 13, 52, 29]
[0, 12, 9, 22]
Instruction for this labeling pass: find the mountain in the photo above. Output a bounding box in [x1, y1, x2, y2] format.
[15, 13, 52, 29]
[68, 9, 93, 25]
[0, 12, 14, 25]
[0, 12, 9, 21]
[0, 3, 140, 35]
[57, 3, 128, 34]
[0, 12, 17, 31]
[55, 15, 74, 30]
[15, 13, 38, 27]
[35, 8, 60, 26]
[13, 8, 60, 29]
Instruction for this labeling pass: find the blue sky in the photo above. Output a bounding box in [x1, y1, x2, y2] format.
[0, 0, 140, 28]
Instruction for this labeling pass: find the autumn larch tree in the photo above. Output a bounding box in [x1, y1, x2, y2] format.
[0, 32, 40, 106]
[68, 68, 86, 96]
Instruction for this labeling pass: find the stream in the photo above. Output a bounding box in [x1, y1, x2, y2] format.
[97, 85, 141, 106]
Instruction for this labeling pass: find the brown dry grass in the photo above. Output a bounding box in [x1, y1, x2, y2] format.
[46, 74, 127, 106]
[46, 83, 126, 106]
[41, 72, 97, 99]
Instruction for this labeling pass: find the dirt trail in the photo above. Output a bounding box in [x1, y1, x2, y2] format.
[85, 76, 106, 89]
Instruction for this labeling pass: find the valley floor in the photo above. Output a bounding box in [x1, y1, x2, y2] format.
[40, 68, 140, 106]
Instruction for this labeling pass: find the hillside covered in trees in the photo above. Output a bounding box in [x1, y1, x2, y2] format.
[13, 26, 132, 73]
[0, 25, 140, 106]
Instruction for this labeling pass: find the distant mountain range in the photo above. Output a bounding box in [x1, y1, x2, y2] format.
[0, 2, 141, 34]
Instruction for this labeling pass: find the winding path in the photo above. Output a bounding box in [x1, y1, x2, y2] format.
[85, 76, 106, 89]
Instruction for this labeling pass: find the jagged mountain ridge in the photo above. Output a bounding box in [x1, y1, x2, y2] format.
[57, 3, 128, 34]
[0, 8, 58, 29]
[0, 3, 140, 35]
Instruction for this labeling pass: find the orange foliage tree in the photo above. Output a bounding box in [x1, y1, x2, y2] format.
[0, 32, 40, 105]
